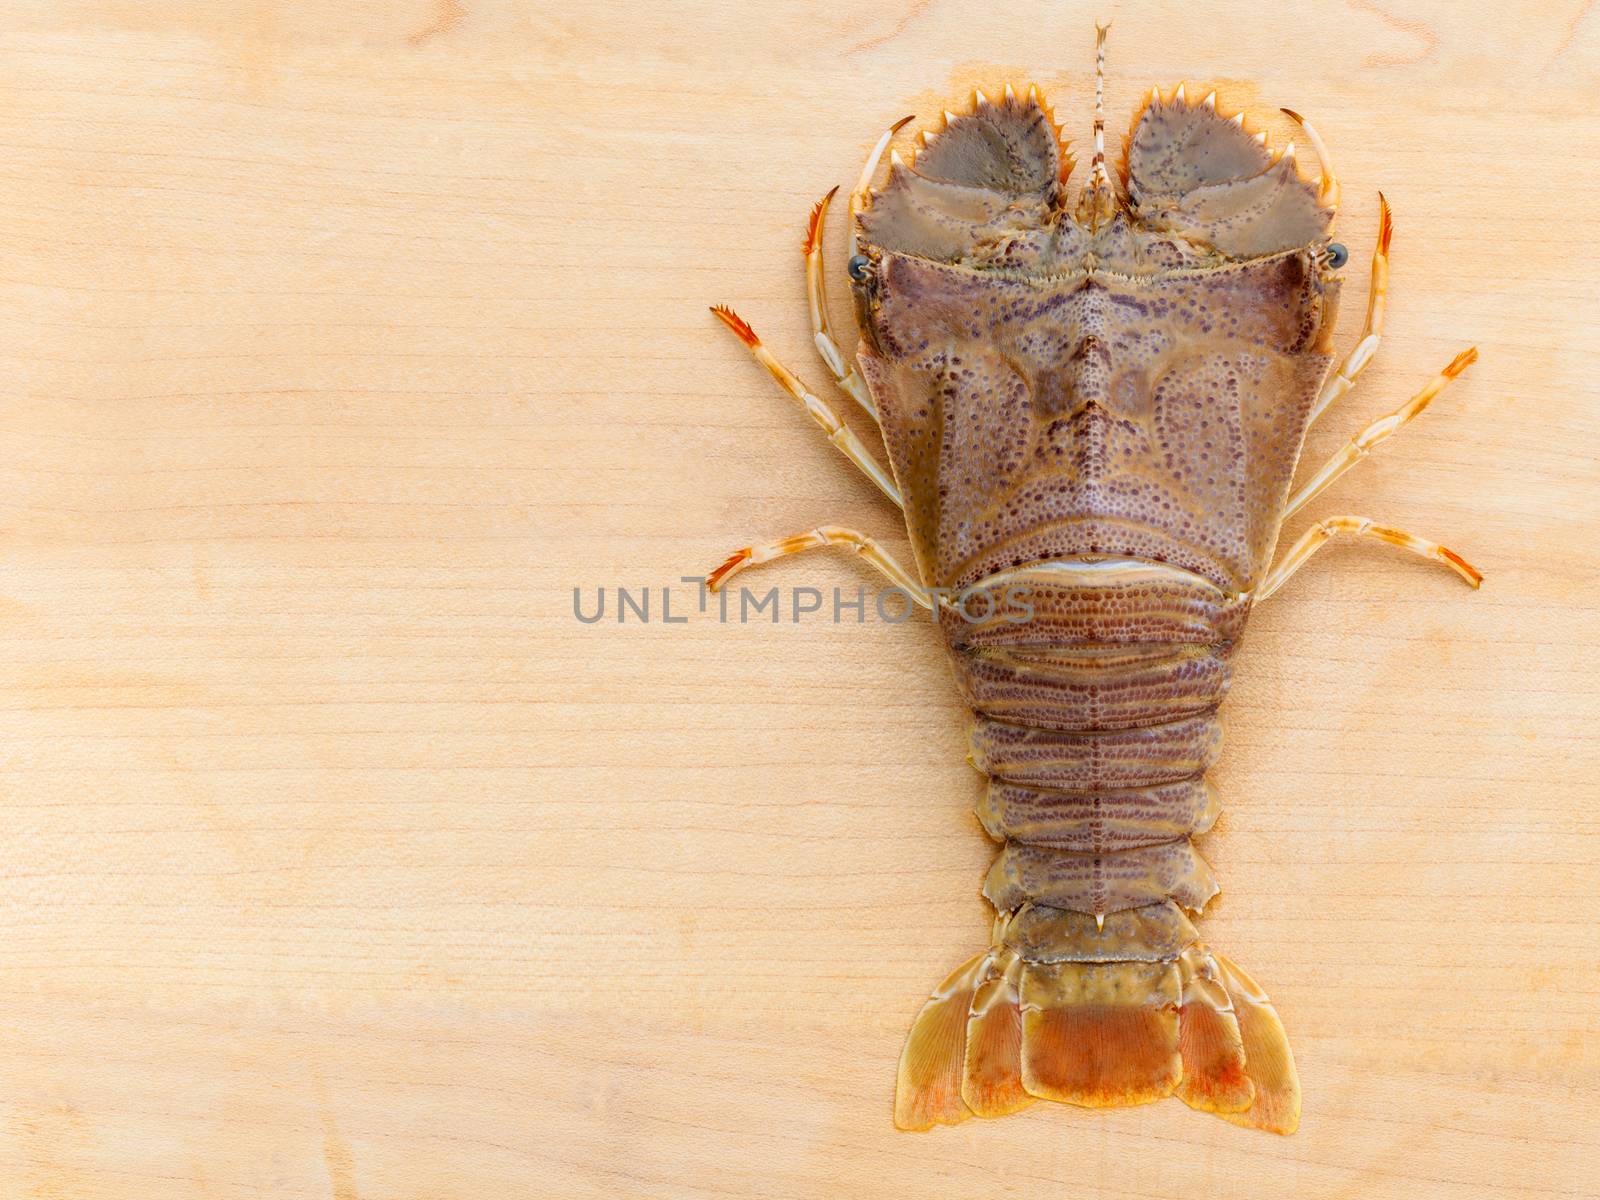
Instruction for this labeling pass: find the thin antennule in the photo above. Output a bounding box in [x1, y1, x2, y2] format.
[1077, 20, 1121, 229]
[1092, 20, 1110, 184]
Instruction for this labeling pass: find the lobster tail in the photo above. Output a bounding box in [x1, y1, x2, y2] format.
[894, 913, 1300, 1132]
[887, 563, 1300, 1133]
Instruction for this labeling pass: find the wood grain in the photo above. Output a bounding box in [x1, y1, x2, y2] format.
[0, 2, 1596, 1196]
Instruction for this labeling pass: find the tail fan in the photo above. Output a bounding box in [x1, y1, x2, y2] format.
[1019, 959, 1182, 1107]
[1173, 949, 1255, 1114]
[1212, 953, 1301, 1133]
[962, 949, 1032, 1117]
[893, 951, 988, 1130]
[893, 909, 1300, 1133]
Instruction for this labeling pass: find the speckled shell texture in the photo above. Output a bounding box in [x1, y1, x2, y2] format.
[855, 89, 1340, 596]
[874, 86, 1340, 1133]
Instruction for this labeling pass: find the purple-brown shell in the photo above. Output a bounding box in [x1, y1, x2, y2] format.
[853, 87, 1339, 596]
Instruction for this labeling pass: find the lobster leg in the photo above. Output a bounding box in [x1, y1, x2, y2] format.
[1284, 346, 1477, 517]
[1309, 193, 1392, 426]
[1257, 515, 1482, 602]
[1279, 107, 1339, 210]
[849, 115, 915, 263]
[805, 187, 880, 422]
[706, 524, 931, 606]
[709, 305, 902, 506]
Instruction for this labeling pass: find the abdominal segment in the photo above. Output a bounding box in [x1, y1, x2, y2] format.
[969, 710, 1223, 791]
[957, 623, 1229, 921]
[983, 837, 1219, 914]
[978, 777, 1220, 852]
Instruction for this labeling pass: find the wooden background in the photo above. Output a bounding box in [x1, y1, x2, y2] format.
[0, 1, 1596, 1196]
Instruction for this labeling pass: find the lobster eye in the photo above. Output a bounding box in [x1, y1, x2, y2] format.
[1325, 242, 1349, 269]
[847, 254, 872, 282]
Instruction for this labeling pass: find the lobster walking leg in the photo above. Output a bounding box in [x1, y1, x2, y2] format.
[706, 524, 931, 605]
[1284, 346, 1478, 517]
[709, 305, 902, 505]
[849, 115, 915, 263]
[1257, 515, 1482, 601]
[1279, 107, 1339, 209]
[805, 187, 879, 421]
[1309, 193, 1392, 425]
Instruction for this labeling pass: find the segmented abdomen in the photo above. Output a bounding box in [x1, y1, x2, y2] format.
[944, 565, 1247, 931]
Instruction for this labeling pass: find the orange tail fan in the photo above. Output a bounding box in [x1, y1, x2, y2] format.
[893, 908, 1299, 1133]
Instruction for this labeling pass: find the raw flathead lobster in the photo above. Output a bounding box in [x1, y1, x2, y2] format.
[706, 27, 1480, 1134]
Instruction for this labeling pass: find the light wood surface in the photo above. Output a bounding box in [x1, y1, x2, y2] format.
[1, 2, 1597, 1196]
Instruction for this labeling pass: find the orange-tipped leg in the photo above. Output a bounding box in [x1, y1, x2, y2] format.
[709, 305, 901, 506]
[804, 187, 879, 422]
[1257, 515, 1482, 602]
[1311, 192, 1393, 425]
[1280, 107, 1339, 210]
[1285, 346, 1478, 517]
[849, 114, 915, 262]
[706, 524, 930, 606]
